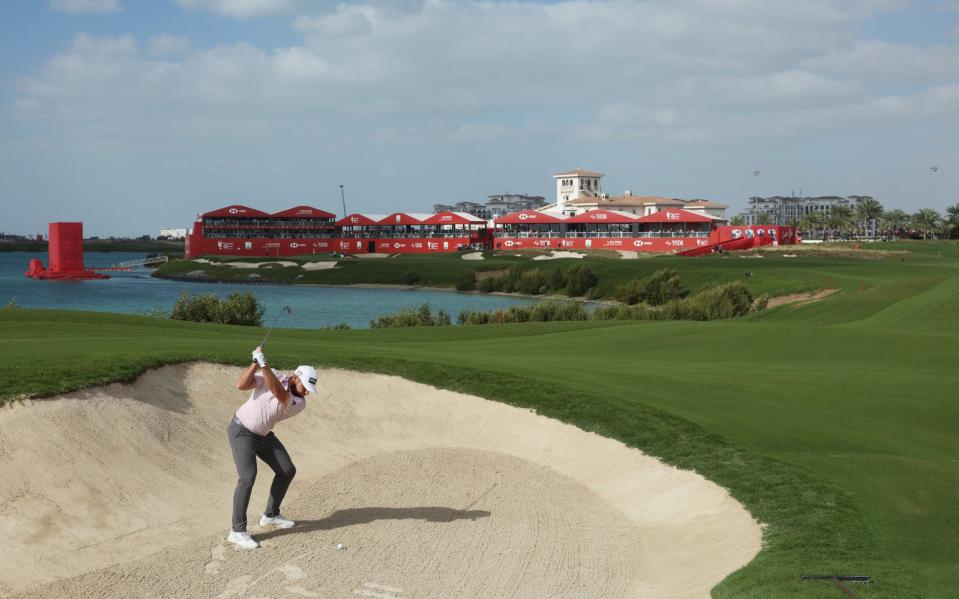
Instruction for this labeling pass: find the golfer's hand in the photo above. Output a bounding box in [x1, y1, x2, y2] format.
[252, 347, 266, 367]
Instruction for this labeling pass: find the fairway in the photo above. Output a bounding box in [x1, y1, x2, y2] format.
[1, 241, 958, 597]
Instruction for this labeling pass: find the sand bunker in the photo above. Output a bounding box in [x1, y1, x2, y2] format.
[531, 251, 586, 261]
[461, 252, 485, 261]
[0, 364, 761, 598]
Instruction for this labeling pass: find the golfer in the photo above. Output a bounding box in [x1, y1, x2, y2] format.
[227, 346, 318, 550]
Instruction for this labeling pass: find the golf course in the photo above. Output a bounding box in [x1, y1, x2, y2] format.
[2, 240, 957, 598]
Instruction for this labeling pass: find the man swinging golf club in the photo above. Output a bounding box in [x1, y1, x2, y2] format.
[227, 345, 318, 550]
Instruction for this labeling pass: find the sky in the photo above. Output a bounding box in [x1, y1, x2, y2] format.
[1, 0, 957, 237]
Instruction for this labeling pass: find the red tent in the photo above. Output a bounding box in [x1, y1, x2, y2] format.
[272, 205, 336, 219]
[565, 209, 639, 224]
[637, 209, 713, 223]
[201, 205, 271, 218]
[335, 213, 387, 227]
[422, 211, 486, 225]
[494, 210, 566, 225]
[378, 212, 432, 226]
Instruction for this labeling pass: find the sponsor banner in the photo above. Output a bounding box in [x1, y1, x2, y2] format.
[187, 236, 477, 257]
[495, 237, 710, 252]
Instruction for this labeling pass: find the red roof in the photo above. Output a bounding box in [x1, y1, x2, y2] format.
[565, 209, 639, 224]
[637, 208, 713, 224]
[335, 213, 387, 227]
[272, 205, 336, 219]
[422, 211, 487, 225]
[494, 210, 566, 225]
[378, 212, 432, 226]
[202, 205, 271, 218]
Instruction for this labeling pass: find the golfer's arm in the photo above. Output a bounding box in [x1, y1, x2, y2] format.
[236, 363, 258, 391]
[260, 365, 291, 406]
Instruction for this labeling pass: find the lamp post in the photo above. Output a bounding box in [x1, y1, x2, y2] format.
[339, 184, 347, 219]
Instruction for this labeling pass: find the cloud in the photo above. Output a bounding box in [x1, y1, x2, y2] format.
[15, 0, 954, 146]
[175, 0, 307, 18]
[148, 34, 191, 57]
[49, 0, 121, 14]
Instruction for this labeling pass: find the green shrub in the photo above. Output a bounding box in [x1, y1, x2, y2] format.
[455, 269, 477, 291]
[547, 268, 566, 293]
[613, 269, 685, 306]
[670, 282, 754, 320]
[566, 264, 597, 297]
[458, 300, 587, 325]
[404, 270, 422, 285]
[477, 276, 498, 293]
[171, 291, 264, 326]
[591, 304, 661, 320]
[370, 303, 451, 328]
[517, 269, 548, 295]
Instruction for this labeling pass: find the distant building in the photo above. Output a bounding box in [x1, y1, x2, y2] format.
[541, 168, 727, 220]
[433, 194, 545, 221]
[743, 195, 874, 228]
[159, 228, 187, 239]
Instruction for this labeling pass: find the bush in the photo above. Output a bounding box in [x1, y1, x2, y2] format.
[171, 291, 264, 326]
[591, 304, 661, 321]
[613, 269, 685, 306]
[455, 269, 477, 291]
[477, 276, 498, 293]
[404, 270, 422, 285]
[547, 268, 566, 293]
[669, 282, 754, 321]
[458, 300, 588, 325]
[566, 264, 598, 297]
[516, 269, 548, 295]
[370, 303, 451, 328]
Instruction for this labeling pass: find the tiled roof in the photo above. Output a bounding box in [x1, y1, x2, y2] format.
[553, 168, 604, 178]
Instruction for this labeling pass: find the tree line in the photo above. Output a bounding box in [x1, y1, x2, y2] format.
[731, 199, 959, 241]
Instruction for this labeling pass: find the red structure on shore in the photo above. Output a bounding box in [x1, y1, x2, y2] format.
[24, 222, 109, 280]
[185, 204, 796, 258]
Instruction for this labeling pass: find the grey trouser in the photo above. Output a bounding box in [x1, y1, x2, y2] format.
[227, 417, 297, 533]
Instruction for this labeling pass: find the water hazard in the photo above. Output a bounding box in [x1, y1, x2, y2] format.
[0, 252, 534, 329]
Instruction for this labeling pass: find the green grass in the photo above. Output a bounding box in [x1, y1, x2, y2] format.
[3, 239, 959, 597]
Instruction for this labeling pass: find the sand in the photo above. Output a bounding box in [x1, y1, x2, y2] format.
[461, 252, 485, 261]
[766, 288, 839, 308]
[193, 259, 338, 271]
[0, 364, 762, 599]
[531, 251, 586, 261]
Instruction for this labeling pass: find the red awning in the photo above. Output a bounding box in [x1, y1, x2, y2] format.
[565, 209, 639, 224]
[422, 211, 486, 225]
[378, 212, 432, 226]
[494, 210, 566, 225]
[202, 205, 271, 218]
[272, 205, 337, 219]
[637, 209, 713, 223]
[335, 213, 387, 227]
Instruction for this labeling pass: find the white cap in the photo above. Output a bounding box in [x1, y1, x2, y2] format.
[293, 365, 318, 394]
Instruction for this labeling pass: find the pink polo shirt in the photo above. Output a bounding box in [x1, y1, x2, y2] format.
[234, 369, 307, 436]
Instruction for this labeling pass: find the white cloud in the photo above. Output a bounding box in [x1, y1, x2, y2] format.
[175, 0, 307, 19]
[49, 0, 121, 14]
[148, 34, 191, 57]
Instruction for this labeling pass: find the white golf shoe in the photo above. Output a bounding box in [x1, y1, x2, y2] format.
[227, 531, 259, 550]
[259, 513, 295, 529]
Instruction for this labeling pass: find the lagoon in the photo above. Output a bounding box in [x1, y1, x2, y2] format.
[0, 252, 534, 329]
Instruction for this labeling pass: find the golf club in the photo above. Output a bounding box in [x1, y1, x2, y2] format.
[261, 305, 292, 348]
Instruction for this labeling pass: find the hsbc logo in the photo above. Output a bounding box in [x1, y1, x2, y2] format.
[504, 240, 515, 247]
[441, 216, 453, 221]
[290, 242, 303, 249]
[428, 242, 438, 250]
[632, 240, 651, 247]
[666, 212, 680, 220]
[393, 243, 404, 249]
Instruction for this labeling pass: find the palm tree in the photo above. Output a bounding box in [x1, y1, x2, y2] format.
[883, 209, 909, 240]
[945, 204, 959, 239]
[800, 211, 822, 240]
[912, 208, 942, 240]
[828, 206, 854, 240]
[854, 198, 884, 239]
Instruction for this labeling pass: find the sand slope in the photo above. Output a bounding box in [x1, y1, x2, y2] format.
[0, 364, 762, 598]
